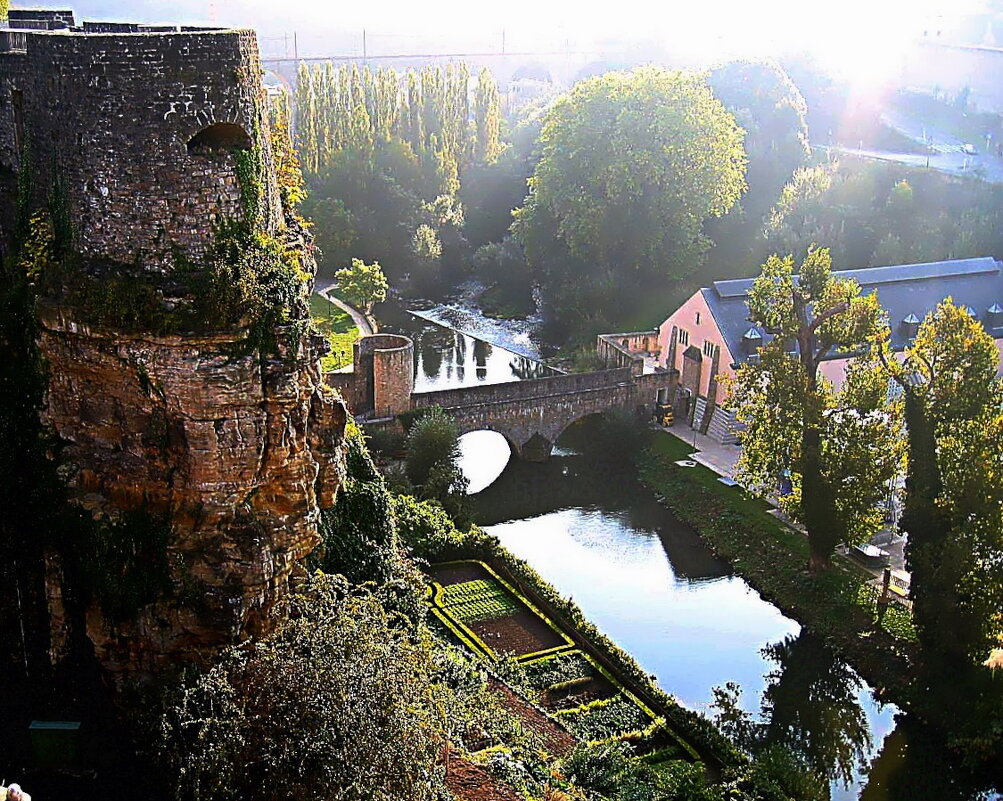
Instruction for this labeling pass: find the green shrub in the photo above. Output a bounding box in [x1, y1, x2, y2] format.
[558, 695, 652, 742]
[392, 494, 469, 563]
[314, 429, 399, 585]
[159, 574, 448, 801]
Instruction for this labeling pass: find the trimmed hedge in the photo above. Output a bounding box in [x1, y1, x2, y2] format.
[394, 506, 744, 770]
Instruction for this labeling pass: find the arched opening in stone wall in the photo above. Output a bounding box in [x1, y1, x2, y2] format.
[186, 122, 252, 154]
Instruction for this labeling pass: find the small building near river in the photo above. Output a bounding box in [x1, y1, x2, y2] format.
[656, 256, 1003, 443]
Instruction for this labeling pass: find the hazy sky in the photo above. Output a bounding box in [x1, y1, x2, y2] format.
[49, 0, 995, 78]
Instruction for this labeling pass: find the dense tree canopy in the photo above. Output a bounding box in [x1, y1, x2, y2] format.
[512, 67, 746, 335]
[706, 59, 810, 219]
[731, 247, 900, 572]
[295, 63, 482, 289]
[765, 160, 1003, 270]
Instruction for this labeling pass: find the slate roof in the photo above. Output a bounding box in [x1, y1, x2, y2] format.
[700, 257, 1003, 368]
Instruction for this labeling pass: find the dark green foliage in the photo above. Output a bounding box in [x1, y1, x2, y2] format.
[315, 428, 399, 585]
[296, 63, 475, 291]
[764, 159, 1003, 271]
[158, 574, 448, 801]
[471, 237, 535, 318]
[512, 67, 746, 338]
[403, 406, 470, 523]
[391, 493, 468, 563]
[560, 696, 652, 742]
[562, 741, 722, 801]
[81, 511, 172, 622]
[405, 406, 460, 486]
[521, 652, 598, 690]
[706, 60, 810, 222]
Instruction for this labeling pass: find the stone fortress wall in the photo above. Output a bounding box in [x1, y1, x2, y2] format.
[0, 11, 346, 679]
[0, 14, 282, 268]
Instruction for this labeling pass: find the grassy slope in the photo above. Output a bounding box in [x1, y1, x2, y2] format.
[639, 430, 918, 704]
[310, 292, 358, 371]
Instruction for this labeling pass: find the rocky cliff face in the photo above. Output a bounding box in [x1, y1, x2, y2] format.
[37, 304, 346, 679]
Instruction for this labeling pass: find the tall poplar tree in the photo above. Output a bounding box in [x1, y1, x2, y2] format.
[473, 68, 502, 164]
[880, 300, 1003, 666]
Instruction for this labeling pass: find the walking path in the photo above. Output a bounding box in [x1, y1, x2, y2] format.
[317, 283, 377, 336]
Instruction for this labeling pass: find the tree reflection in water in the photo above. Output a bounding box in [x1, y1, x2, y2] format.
[510, 355, 552, 380]
[760, 632, 872, 790]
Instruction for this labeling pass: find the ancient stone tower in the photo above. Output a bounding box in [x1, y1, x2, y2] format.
[0, 12, 346, 680]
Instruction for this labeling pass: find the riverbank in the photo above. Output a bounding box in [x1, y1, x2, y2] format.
[637, 430, 919, 708]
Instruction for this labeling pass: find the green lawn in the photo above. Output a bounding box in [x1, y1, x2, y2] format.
[648, 433, 778, 522]
[639, 430, 918, 699]
[310, 293, 358, 372]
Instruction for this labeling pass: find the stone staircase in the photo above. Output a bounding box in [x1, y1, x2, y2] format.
[708, 407, 741, 444]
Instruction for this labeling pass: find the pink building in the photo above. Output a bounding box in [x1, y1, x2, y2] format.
[657, 257, 1003, 443]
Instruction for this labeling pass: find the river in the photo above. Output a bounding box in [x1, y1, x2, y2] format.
[381, 300, 999, 800]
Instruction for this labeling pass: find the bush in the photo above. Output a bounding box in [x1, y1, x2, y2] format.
[159, 574, 447, 801]
[314, 428, 399, 584]
[404, 407, 470, 524]
[405, 406, 461, 487]
[392, 494, 469, 563]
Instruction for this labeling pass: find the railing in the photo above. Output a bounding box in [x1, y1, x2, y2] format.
[0, 30, 28, 53]
[9, 20, 51, 30]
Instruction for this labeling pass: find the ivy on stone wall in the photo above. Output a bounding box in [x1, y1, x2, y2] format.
[313, 424, 399, 585]
[234, 141, 264, 231]
[79, 510, 173, 622]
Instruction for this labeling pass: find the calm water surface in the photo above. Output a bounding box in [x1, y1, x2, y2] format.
[394, 302, 998, 800]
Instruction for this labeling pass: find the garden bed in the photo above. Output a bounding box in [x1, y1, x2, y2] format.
[445, 752, 523, 801]
[429, 561, 677, 754]
[470, 610, 567, 658]
[429, 560, 574, 661]
[543, 675, 617, 709]
[487, 678, 576, 756]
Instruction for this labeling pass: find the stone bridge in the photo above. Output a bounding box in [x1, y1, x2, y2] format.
[328, 331, 676, 461]
[411, 366, 676, 461]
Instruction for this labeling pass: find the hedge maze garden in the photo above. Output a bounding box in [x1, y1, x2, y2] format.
[427, 560, 700, 764]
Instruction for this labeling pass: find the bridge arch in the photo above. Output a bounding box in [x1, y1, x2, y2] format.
[457, 429, 513, 494]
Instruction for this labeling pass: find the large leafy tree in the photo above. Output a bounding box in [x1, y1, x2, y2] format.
[334, 257, 387, 313]
[731, 246, 898, 572]
[512, 67, 746, 334]
[706, 59, 810, 220]
[880, 300, 1003, 667]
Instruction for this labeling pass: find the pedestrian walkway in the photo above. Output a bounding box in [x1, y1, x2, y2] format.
[317, 283, 377, 336]
[663, 425, 740, 477]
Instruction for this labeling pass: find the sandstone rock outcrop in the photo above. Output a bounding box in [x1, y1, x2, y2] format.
[38, 305, 346, 678]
